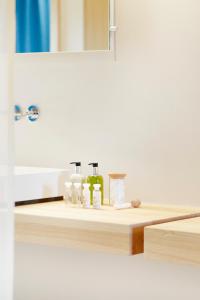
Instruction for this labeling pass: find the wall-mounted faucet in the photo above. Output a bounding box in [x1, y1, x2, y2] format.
[14, 105, 40, 122]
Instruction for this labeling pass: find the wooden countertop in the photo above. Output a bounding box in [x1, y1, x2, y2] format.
[15, 201, 200, 255]
[144, 217, 200, 265]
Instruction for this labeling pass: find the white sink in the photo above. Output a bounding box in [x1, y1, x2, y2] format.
[14, 166, 68, 204]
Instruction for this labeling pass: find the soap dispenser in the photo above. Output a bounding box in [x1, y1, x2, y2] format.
[70, 162, 84, 205]
[87, 163, 104, 205]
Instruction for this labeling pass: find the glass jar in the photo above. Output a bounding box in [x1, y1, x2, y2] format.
[109, 173, 127, 206]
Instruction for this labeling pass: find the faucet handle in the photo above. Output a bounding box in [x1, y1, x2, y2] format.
[27, 105, 39, 122]
[14, 105, 40, 122]
[14, 105, 23, 121]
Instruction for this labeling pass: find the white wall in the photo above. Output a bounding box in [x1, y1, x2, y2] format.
[14, 0, 200, 207]
[15, 244, 200, 300]
[14, 0, 200, 299]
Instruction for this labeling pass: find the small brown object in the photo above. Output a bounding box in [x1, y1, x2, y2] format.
[131, 199, 141, 208]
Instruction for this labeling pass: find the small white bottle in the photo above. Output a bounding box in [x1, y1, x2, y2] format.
[64, 182, 72, 205]
[74, 183, 82, 207]
[83, 183, 91, 209]
[93, 184, 101, 209]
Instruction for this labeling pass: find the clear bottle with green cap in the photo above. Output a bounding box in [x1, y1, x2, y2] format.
[87, 163, 104, 205]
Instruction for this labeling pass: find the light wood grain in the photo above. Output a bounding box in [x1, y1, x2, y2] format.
[144, 217, 200, 265]
[15, 202, 200, 255]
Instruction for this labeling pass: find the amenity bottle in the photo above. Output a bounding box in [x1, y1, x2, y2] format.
[70, 162, 84, 205]
[87, 163, 104, 205]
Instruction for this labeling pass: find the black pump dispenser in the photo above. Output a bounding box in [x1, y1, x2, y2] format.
[70, 162, 81, 167]
[70, 162, 81, 175]
[88, 163, 98, 167]
[88, 163, 99, 175]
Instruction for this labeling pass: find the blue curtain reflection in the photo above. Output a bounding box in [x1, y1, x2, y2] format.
[16, 0, 50, 53]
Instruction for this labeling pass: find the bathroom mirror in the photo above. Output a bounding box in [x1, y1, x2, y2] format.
[16, 0, 113, 53]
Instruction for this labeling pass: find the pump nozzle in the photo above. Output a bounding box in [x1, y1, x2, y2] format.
[70, 162, 81, 175]
[88, 163, 99, 175]
[88, 163, 98, 167]
[70, 162, 81, 166]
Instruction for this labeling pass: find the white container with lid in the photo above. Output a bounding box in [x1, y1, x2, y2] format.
[109, 173, 127, 207]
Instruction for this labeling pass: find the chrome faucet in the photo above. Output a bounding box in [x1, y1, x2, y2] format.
[14, 105, 40, 122]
